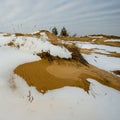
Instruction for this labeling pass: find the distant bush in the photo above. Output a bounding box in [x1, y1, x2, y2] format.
[113, 70, 120, 75]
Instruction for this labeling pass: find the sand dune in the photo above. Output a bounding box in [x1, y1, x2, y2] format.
[14, 57, 120, 94]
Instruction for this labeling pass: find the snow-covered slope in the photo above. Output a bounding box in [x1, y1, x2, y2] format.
[0, 32, 120, 120]
[0, 33, 71, 58]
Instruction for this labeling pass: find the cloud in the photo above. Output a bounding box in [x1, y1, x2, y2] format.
[0, 0, 120, 35]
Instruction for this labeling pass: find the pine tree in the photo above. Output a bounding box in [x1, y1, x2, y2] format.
[52, 27, 58, 35]
[60, 27, 69, 36]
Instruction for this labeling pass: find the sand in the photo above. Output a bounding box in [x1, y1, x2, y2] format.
[14, 58, 120, 94]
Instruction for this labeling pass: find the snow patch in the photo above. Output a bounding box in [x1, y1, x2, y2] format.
[88, 36, 103, 39]
[82, 53, 120, 71]
[13, 36, 71, 58]
[76, 42, 120, 53]
[104, 39, 120, 42]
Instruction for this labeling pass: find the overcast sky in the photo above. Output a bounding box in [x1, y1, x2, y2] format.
[0, 0, 120, 36]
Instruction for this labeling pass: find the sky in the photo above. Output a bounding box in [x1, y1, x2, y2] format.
[0, 0, 120, 36]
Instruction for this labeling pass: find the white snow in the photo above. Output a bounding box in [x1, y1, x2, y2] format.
[60, 40, 120, 55]
[88, 36, 103, 38]
[104, 39, 120, 42]
[92, 39, 96, 42]
[60, 39, 90, 45]
[0, 34, 15, 46]
[0, 33, 71, 59]
[88, 79, 120, 120]
[76, 41, 120, 72]
[76, 42, 120, 54]
[0, 46, 40, 89]
[13, 36, 71, 58]
[82, 53, 120, 71]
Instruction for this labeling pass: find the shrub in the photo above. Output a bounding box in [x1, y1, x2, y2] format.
[64, 45, 89, 66]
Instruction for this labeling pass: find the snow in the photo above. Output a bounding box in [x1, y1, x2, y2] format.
[88, 79, 120, 120]
[0, 46, 40, 89]
[104, 39, 120, 42]
[76, 41, 120, 71]
[82, 53, 120, 71]
[92, 39, 96, 42]
[60, 39, 90, 45]
[76, 42, 120, 53]
[0, 33, 120, 120]
[60, 40, 120, 54]
[0, 34, 15, 46]
[13, 36, 71, 58]
[0, 33, 71, 59]
[88, 36, 103, 38]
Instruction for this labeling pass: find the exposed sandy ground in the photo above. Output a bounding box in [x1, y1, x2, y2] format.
[14, 57, 120, 94]
[14, 59, 89, 93]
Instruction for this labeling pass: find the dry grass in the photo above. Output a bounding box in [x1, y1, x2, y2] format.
[64, 45, 89, 66]
[103, 42, 120, 47]
[112, 70, 120, 75]
[7, 41, 15, 46]
[8, 75, 17, 90]
[3, 33, 11, 37]
[15, 33, 25, 36]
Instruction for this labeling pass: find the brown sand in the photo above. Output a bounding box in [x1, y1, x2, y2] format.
[14, 59, 120, 94]
[14, 60, 90, 93]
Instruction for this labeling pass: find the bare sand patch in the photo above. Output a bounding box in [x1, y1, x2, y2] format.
[14, 59, 90, 93]
[14, 58, 120, 94]
[47, 64, 81, 79]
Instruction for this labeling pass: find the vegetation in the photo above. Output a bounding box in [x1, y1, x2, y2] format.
[52, 27, 58, 35]
[51, 26, 69, 36]
[60, 27, 69, 36]
[64, 45, 89, 66]
[37, 45, 88, 66]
